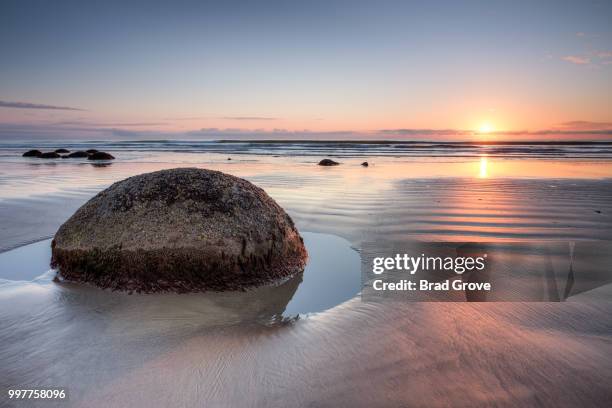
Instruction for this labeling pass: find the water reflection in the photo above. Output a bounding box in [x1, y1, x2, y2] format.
[89, 162, 113, 168]
[479, 156, 488, 178]
[4, 153, 612, 202]
[0, 232, 362, 322]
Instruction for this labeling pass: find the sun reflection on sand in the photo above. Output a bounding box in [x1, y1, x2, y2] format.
[479, 156, 489, 178]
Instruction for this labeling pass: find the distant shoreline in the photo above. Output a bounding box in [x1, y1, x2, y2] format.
[216, 139, 612, 146]
[1, 139, 612, 146]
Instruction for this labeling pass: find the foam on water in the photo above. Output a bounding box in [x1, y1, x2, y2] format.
[2, 140, 612, 160]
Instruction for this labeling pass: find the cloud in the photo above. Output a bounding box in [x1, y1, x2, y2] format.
[163, 116, 279, 121]
[2, 121, 611, 141]
[54, 120, 166, 127]
[189, 128, 359, 140]
[164, 116, 207, 121]
[562, 55, 590, 65]
[0, 100, 85, 111]
[555, 121, 612, 131]
[220, 116, 278, 121]
[378, 128, 471, 136]
[560, 50, 612, 67]
[575, 32, 600, 39]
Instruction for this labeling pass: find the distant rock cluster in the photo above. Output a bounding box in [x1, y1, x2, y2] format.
[22, 148, 115, 160]
[317, 159, 370, 167]
[318, 158, 340, 166]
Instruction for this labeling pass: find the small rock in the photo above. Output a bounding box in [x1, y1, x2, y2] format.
[39, 152, 61, 159]
[361, 161, 369, 167]
[594, 210, 602, 214]
[88, 152, 115, 160]
[22, 149, 42, 157]
[85, 149, 99, 154]
[67, 151, 90, 158]
[55, 148, 70, 153]
[318, 159, 340, 166]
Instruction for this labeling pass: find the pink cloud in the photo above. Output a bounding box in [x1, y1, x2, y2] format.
[562, 55, 591, 65]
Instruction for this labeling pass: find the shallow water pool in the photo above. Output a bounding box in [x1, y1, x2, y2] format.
[0, 231, 362, 320]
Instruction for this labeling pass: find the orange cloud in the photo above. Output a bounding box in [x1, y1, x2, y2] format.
[555, 121, 612, 131]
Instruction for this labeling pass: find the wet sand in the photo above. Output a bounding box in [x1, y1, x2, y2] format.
[1, 150, 611, 407]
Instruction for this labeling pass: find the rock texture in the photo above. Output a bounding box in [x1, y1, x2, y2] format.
[86, 149, 99, 154]
[51, 168, 308, 293]
[67, 151, 90, 158]
[55, 148, 70, 153]
[88, 152, 115, 160]
[318, 159, 340, 166]
[39, 152, 61, 158]
[22, 149, 42, 157]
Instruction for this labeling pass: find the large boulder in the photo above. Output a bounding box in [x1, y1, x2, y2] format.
[88, 152, 115, 160]
[51, 168, 308, 293]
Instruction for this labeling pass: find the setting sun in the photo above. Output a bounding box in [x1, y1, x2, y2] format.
[479, 123, 493, 133]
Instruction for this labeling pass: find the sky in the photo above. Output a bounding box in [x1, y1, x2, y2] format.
[1, 0, 611, 140]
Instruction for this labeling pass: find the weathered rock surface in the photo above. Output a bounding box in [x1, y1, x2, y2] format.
[88, 152, 115, 160]
[318, 159, 340, 166]
[39, 152, 61, 158]
[22, 149, 42, 157]
[51, 168, 308, 293]
[67, 151, 90, 158]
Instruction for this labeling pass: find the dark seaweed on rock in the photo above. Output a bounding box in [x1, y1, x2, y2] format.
[51, 168, 308, 293]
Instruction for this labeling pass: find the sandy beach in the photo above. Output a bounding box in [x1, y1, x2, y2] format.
[1, 143, 611, 407]
[2, 1, 612, 405]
